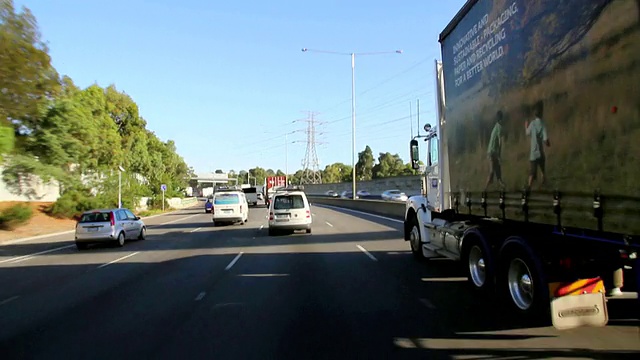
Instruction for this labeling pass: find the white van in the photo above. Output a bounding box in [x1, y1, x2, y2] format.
[212, 190, 249, 226]
[268, 187, 312, 236]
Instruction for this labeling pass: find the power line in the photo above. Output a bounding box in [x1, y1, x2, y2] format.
[311, 54, 436, 119]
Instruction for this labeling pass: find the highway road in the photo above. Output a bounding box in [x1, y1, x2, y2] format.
[0, 202, 638, 359]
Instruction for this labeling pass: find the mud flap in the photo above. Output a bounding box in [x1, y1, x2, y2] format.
[549, 278, 609, 330]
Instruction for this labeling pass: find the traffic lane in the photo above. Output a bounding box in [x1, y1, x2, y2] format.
[0, 204, 637, 359]
[0, 207, 269, 356]
[0, 226, 249, 356]
[0, 206, 410, 359]
[311, 205, 640, 354]
[0, 254, 246, 359]
[0, 206, 204, 259]
[0, 208, 216, 307]
[154, 213, 639, 359]
[151, 206, 403, 254]
[311, 202, 404, 230]
[154, 227, 441, 359]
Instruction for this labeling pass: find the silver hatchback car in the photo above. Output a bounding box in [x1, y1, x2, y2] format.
[74, 208, 146, 250]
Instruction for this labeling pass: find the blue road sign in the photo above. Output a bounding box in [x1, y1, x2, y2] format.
[161, 184, 167, 192]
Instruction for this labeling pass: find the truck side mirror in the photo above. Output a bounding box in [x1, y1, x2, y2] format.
[410, 139, 420, 170]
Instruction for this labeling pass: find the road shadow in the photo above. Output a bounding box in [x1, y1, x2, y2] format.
[0, 252, 638, 359]
[370, 249, 640, 333]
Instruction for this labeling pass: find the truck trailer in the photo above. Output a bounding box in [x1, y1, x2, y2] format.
[404, 0, 639, 329]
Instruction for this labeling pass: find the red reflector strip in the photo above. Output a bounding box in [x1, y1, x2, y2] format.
[551, 278, 605, 298]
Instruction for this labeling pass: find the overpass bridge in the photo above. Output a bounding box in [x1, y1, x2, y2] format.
[192, 173, 234, 185]
[189, 173, 238, 196]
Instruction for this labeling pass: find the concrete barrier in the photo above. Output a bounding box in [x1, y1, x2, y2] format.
[167, 197, 198, 209]
[302, 175, 422, 197]
[308, 195, 406, 221]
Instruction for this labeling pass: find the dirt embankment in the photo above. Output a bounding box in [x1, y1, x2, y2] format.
[0, 202, 76, 243]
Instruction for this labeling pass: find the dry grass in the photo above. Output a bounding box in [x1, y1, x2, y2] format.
[0, 201, 77, 243]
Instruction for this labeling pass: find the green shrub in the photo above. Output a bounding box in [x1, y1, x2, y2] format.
[147, 195, 169, 211]
[0, 203, 34, 230]
[49, 190, 105, 219]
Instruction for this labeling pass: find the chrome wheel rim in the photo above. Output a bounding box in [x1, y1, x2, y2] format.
[508, 258, 534, 310]
[118, 233, 125, 246]
[468, 245, 486, 287]
[410, 225, 421, 251]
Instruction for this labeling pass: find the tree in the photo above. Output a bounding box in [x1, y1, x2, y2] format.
[215, 169, 223, 174]
[355, 145, 374, 181]
[290, 170, 305, 185]
[0, 0, 60, 133]
[0, 125, 14, 162]
[0, 2, 193, 206]
[249, 167, 267, 186]
[238, 170, 248, 185]
[372, 152, 406, 179]
[322, 162, 352, 183]
[402, 162, 420, 176]
[105, 85, 146, 138]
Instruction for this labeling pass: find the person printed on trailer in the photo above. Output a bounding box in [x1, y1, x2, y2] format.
[485, 110, 505, 190]
[525, 101, 550, 189]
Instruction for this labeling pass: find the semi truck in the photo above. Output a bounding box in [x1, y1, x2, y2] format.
[404, 0, 639, 329]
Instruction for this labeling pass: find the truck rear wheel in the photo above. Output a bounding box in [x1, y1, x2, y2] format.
[409, 216, 425, 260]
[499, 240, 549, 318]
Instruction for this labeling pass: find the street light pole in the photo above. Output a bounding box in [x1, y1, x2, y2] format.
[118, 166, 125, 208]
[351, 53, 356, 199]
[285, 133, 288, 179]
[302, 48, 402, 200]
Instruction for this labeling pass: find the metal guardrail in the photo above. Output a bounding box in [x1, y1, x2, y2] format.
[307, 195, 406, 221]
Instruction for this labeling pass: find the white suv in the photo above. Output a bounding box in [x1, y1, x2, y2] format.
[268, 188, 312, 236]
[212, 189, 249, 226]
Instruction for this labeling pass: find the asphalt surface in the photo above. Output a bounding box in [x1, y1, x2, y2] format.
[0, 201, 638, 359]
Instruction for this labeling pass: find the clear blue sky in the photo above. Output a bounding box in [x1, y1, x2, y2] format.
[18, 0, 466, 175]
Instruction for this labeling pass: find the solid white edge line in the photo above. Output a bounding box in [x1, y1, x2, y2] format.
[356, 244, 378, 262]
[194, 291, 206, 301]
[0, 295, 19, 306]
[97, 252, 140, 269]
[325, 221, 334, 227]
[0, 244, 76, 265]
[189, 227, 202, 233]
[225, 252, 244, 271]
[315, 204, 403, 224]
[1, 230, 75, 245]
